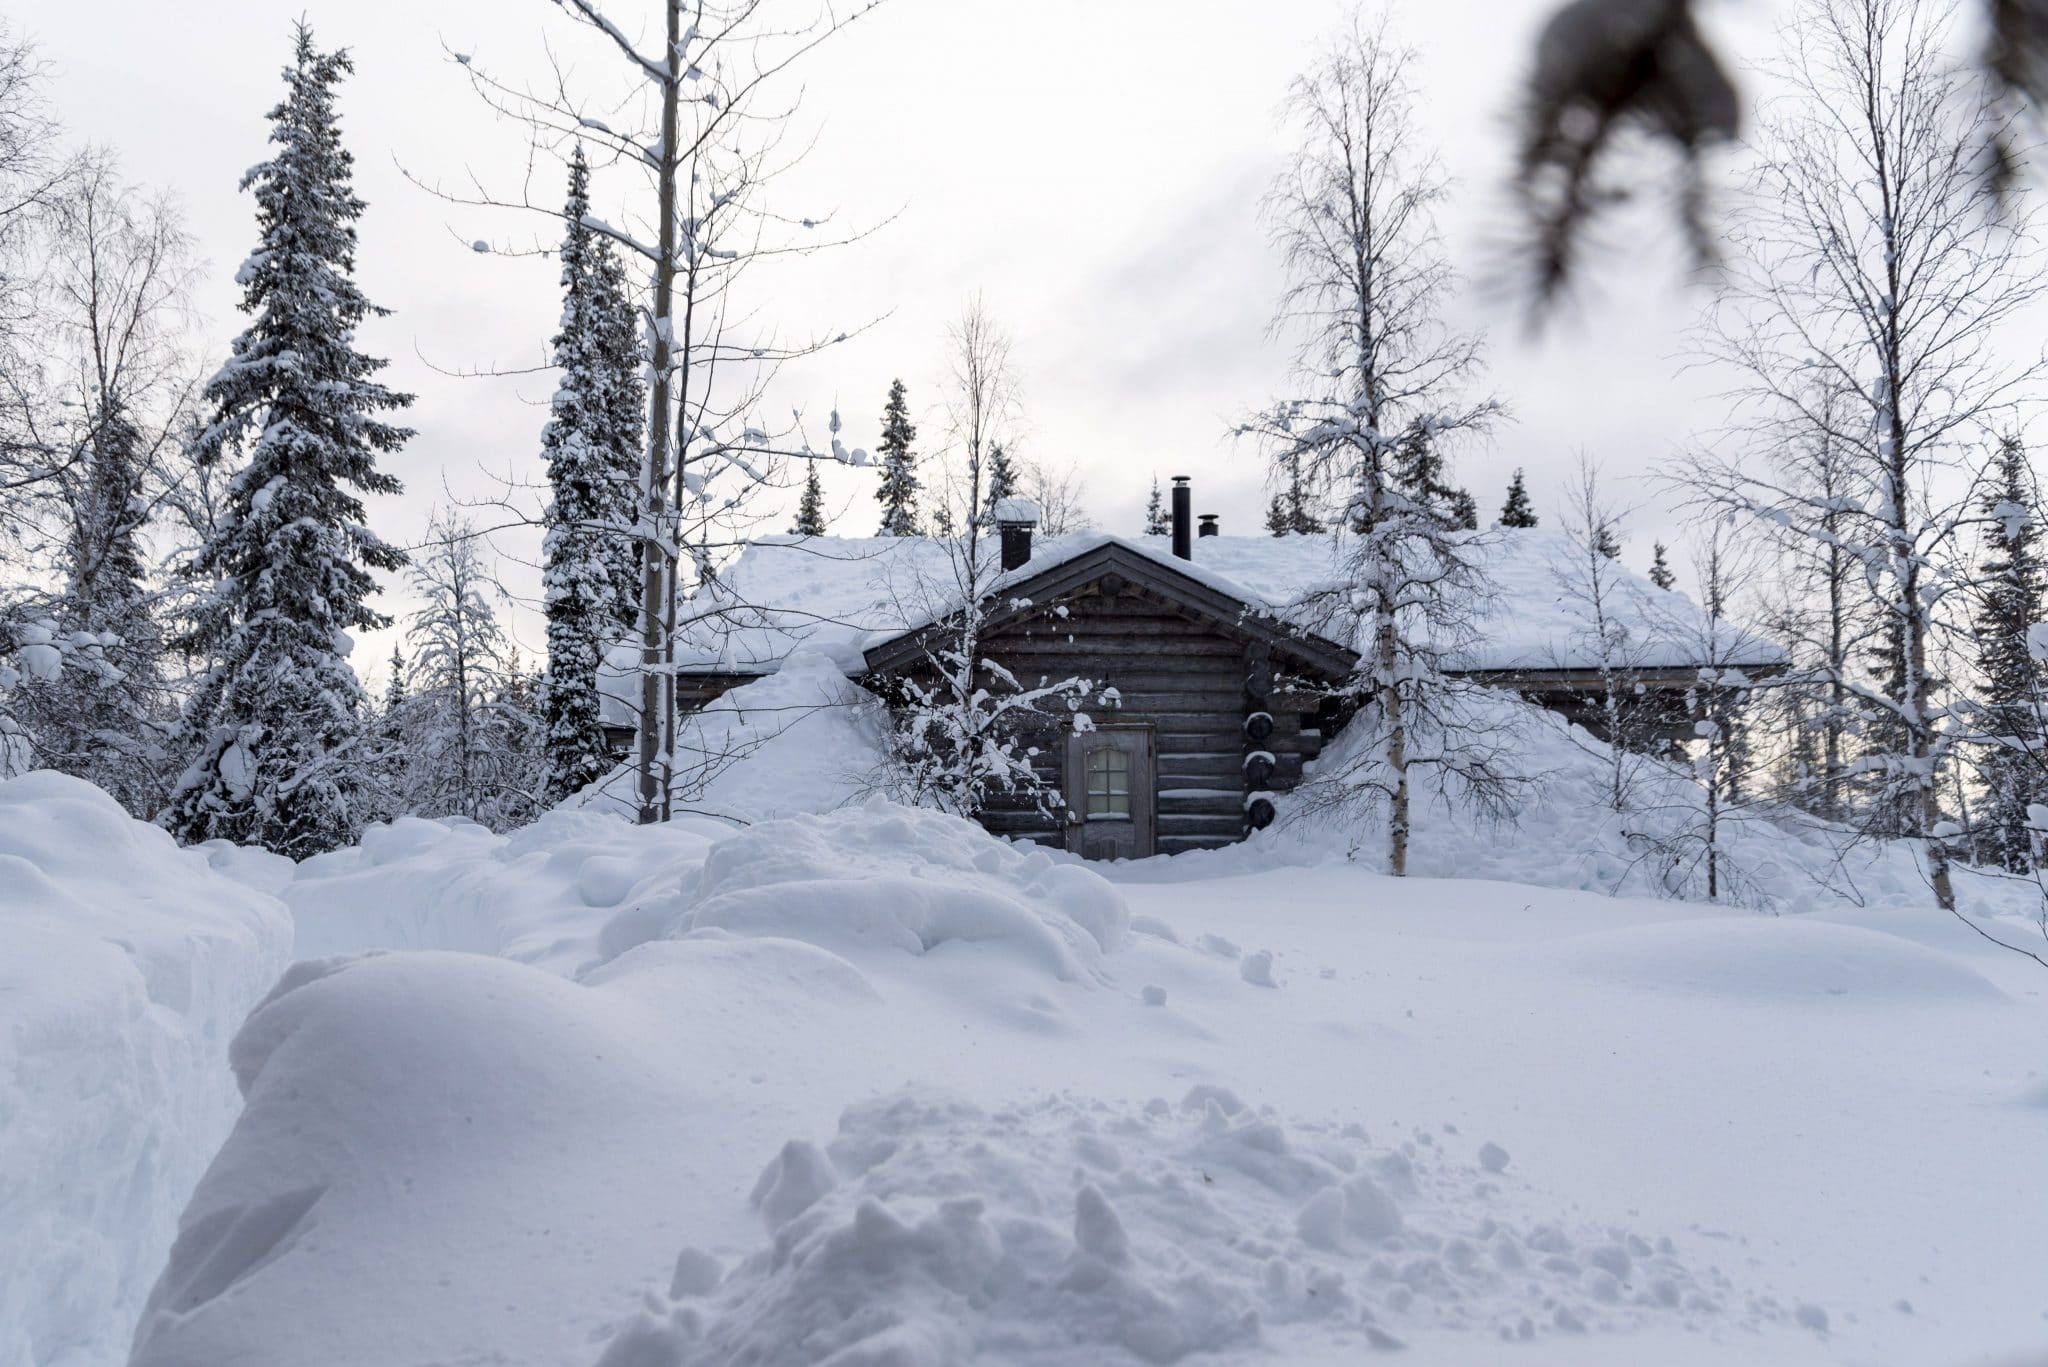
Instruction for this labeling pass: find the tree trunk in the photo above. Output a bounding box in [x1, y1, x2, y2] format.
[633, 0, 682, 826]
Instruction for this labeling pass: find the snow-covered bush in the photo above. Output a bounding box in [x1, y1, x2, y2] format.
[883, 650, 1092, 820]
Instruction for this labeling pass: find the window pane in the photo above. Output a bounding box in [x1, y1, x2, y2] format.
[1085, 742, 1133, 817]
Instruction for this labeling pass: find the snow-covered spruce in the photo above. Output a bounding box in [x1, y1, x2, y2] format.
[161, 24, 411, 858]
[874, 377, 921, 536]
[540, 144, 645, 805]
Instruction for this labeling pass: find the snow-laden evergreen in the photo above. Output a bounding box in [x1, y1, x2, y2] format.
[539, 145, 645, 804]
[1649, 541, 1677, 590]
[1498, 467, 1538, 528]
[161, 25, 411, 858]
[981, 441, 1017, 523]
[1970, 434, 2048, 871]
[1143, 476, 1168, 536]
[21, 393, 175, 812]
[790, 460, 827, 535]
[874, 377, 920, 536]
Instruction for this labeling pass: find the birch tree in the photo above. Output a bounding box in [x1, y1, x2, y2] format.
[1242, 8, 1511, 876]
[1, 156, 198, 811]
[884, 297, 1090, 817]
[392, 513, 545, 830]
[1687, 0, 2045, 911]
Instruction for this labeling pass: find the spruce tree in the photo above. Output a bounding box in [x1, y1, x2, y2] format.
[874, 378, 920, 535]
[791, 460, 827, 535]
[1499, 468, 1538, 528]
[539, 146, 644, 805]
[382, 646, 407, 716]
[1391, 418, 1463, 521]
[1145, 476, 1170, 536]
[983, 442, 1017, 520]
[1595, 524, 1623, 560]
[1266, 492, 1291, 536]
[25, 393, 170, 815]
[1286, 460, 1323, 534]
[1649, 542, 1677, 590]
[1974, 434, 2047, 870]
[163, 25, 411, 857]
[68, 397, 153, 631]
[1447, 488, 1479, 531]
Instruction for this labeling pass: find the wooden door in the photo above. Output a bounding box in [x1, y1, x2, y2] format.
[1064, 725, 1155, 860]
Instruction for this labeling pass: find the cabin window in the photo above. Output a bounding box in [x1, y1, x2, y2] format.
[1085, 745, 1131, 817]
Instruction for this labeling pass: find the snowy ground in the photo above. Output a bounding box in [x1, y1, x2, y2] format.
[123, 804, 2048, 1366]
[7, 683, 2048, 1366]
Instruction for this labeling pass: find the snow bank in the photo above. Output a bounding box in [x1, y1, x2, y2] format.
[595, 1088, 1795, 1365]
[589, 648, 890, 823]
[284, 807, 721, 975]
[677, 800, 1129, 981]
[126, 950, 718, 1367]
[0, 772, 290, 1367]
[1251, 686, 2044, 928]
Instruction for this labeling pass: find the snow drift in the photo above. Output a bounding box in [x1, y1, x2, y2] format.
[0, 772, 290, 1367]
[676, 800, 1129, 981]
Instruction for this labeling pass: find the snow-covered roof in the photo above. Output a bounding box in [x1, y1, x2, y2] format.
[598, 529, 1786, 716]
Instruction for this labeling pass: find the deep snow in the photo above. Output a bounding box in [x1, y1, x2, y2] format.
[7, 676, 2048, 1367]
[0, 774, 290, 1367]
[122, 790, 2048, 1366]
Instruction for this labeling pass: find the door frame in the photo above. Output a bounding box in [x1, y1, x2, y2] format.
[1063, 723, 1156, 858]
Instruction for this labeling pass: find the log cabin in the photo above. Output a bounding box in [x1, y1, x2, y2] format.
[603, 478, 1785, 858]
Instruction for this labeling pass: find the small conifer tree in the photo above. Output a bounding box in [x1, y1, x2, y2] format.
[1649, 541, 1677, 590]
[1144, 476, 1170, 536]
[791, 460, 827, 535]
[874, 378, 921, 535]
[1499, 468, 1538, 528]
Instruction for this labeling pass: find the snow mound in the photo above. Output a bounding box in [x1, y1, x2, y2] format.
[1549, 916, 2006, 1003]
[285, 807, 721, 975]
[680, 800, 1129, 981]
[1251, 685, 2046, 932]
[0, 772, 290, 1367]
[596, 1089, 1796, 1365]
[588, 648, 890, 822]
[128, 949, 710, 1367]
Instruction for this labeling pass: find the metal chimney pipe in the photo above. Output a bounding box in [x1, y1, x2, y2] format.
[1171, 476, 1192, 560]
[1198, 514, 1219, 538]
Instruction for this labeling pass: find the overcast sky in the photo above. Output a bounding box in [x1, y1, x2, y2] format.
[32, 0, 1803, 674]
